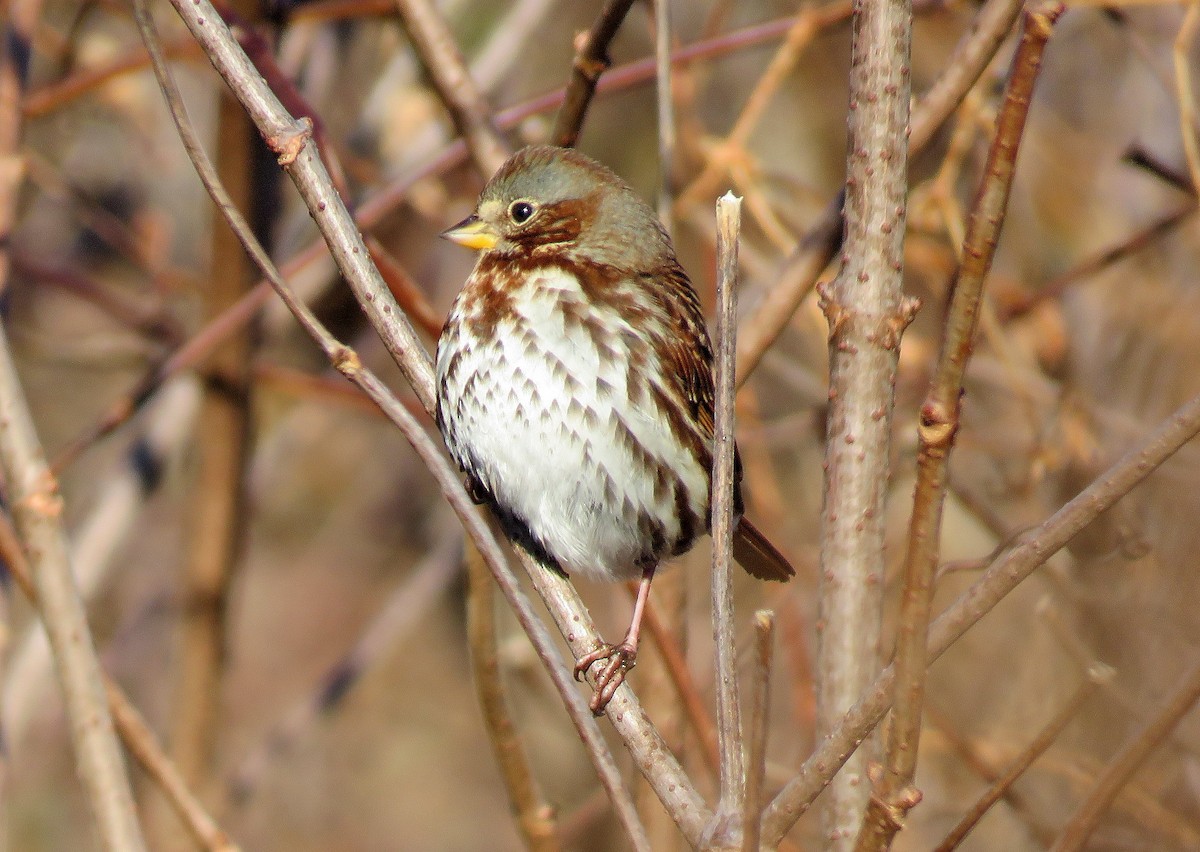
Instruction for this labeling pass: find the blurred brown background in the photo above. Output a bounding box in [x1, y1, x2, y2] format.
[5, 0, 1200, 849]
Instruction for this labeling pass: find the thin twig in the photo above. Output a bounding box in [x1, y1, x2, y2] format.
[654, 0, 676, 231]
[855, 6, 1063, 849]
[709, 192, 746, 845]
[551, 0, 638, 148]
[816, 0, 914, 841]
[634, 591, 721, 777]
[228, 537, 462, 803]
[743, 610, 775, 852]
[55, 10, 885, 468]
[5, 378, 200, 754]
[1050, 659, 1200, 852]
[393, 0, 508, 176]
[934, 665, 1112, 852]
[762, 387, 1200, 846]
[169, 19, 259, 790]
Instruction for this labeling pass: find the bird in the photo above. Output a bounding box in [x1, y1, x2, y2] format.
[436, 145, 793, 713]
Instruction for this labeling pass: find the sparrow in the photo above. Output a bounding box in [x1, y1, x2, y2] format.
[436, 145, 793, 713]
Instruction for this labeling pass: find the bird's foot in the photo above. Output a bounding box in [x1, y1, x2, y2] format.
[574, 641, 638, 715]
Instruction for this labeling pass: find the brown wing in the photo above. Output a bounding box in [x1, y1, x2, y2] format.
[648, 261, 794, 582]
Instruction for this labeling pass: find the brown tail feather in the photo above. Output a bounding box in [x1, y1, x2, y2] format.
[732, 518, 795, 582]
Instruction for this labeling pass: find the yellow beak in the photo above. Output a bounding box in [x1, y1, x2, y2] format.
[441, 214, 499, 251]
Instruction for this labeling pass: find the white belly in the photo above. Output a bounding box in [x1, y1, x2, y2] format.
[437, 266, 709, 581]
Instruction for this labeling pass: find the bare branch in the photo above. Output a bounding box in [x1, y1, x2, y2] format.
[1051, 660, 1200, 852]
[709, 192, 745, 844]
[394, 0, 509, 176]
[815, 0, 914, 841]
[551, 0, 638, 148]
[934, 665, 1112, 852]
[735, 0, 1026, 384]
[855, 5, 1063, 848]
[0, 283, 145, 852]
[743, 611, 775, 852]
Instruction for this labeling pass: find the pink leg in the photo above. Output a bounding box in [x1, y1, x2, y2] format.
[574, 566, 655, 714]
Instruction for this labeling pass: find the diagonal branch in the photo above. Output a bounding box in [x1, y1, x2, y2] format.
[394, 0, 509, 175]
[551, 0, 638, 148]
[763, 386, 1200, 846]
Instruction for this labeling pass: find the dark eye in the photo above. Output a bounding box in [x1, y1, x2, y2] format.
[508, 200, 536, 224]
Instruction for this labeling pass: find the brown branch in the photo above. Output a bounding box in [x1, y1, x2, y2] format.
[635, 590, 721, 776]
[228, 537, 460, 802]
[165, 0, 261, 792]
[815, 0, 914, 841]
[393, 0, 509, 176]
[0, 276, 146, 852]
[49, 9, 890, 472]
[763, 386, 1200, 846]
[855, 6, 1063, 850]
[465, 540, 561, 852]
[934, 666, 1110, 852]
[551, 0, 638, 148]
[1050, 660, 1200, 852]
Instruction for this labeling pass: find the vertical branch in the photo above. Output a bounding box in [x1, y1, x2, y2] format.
[0, 336, 145, 850]
[762, 390, 1200, 844]
[734, 0, 1024, 386]
[0, 7, 143, 847]
[654, 0, 676, 230]
[743, 611, 775, 852]
[854, 7, 1062, 849]
[551, 0, 638, 148]
[815, 0, 914, 843]
[170, 0, 265, 788]
[1173, 2, 1200, 193]
[709, 192, 745, 842]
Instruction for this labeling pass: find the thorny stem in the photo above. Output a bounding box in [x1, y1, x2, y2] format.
[854, 5, 1063, 850]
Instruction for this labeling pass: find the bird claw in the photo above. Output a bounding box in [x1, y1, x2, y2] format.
[574, 641, 638, 715]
